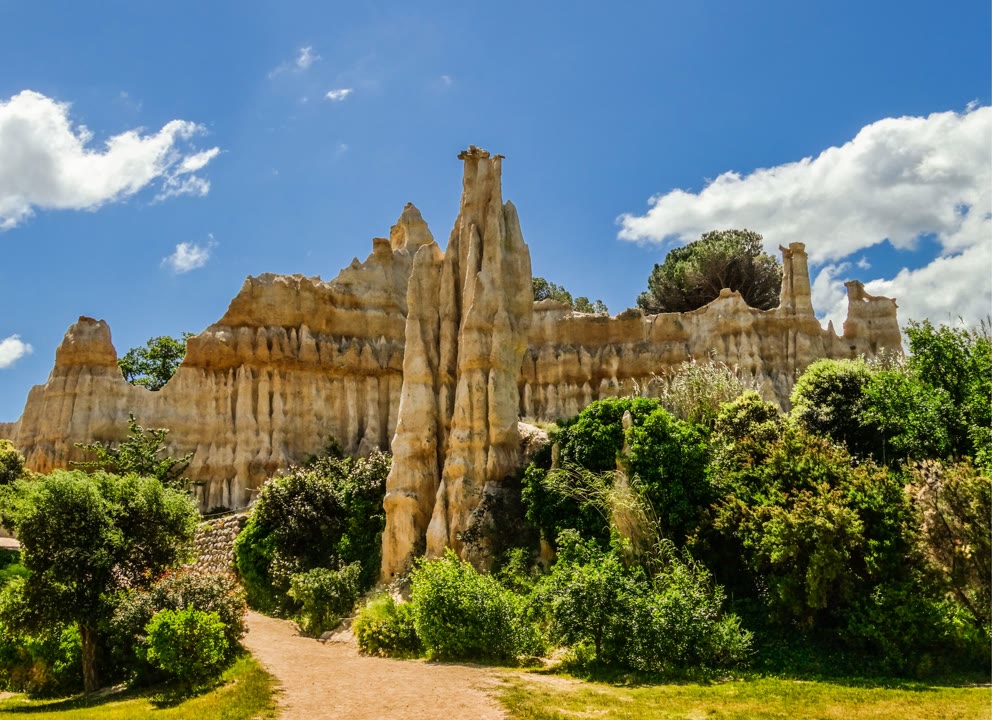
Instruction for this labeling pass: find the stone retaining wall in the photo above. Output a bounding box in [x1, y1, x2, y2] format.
[187, 514, 247, 577]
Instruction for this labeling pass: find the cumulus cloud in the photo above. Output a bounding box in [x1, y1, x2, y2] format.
[162, 235, 215, 273]
[618, 106, 992, 326]
[0, 90, 219, 229]
[0, 335, 32, 369]
[325, 88, 353, 102]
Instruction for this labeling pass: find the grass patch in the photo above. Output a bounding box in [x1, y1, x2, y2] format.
[0, 654, 276, 719]
[498, 673, 991, 720]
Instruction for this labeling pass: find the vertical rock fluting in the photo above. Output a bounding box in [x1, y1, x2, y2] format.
[381, 147, 533, 578]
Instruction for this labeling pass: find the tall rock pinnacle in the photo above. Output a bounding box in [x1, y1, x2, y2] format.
[380, 147, 533, 579]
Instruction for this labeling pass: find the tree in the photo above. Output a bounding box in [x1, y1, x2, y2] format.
[0, 440, 25, 485]
[73, 414, 192, 489]
[119, 334, 191, 391]
[533, 277, 608, 314]
[637, 229, 782, 314]
[5, 470, 198, 692]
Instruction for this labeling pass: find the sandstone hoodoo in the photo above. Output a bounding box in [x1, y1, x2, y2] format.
[381, 147, 533, 579]
[2, 147, 902, 573]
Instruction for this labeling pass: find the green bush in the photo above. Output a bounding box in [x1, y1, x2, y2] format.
[642, 545, 752, 671]
[234, 449, 389, 612]
[531, 532, 647, 667]
[0, 440, 25, 485]
[288, 563, 362, 637]
[144, 607, 229, 688]
[410, 550, 538, 662]
[109, 570, 246, 684]
[353, 594, 422, 657]
[0, 577, 82, 696]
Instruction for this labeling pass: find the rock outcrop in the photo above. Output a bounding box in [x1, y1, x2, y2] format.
[3, 149, 903, 574]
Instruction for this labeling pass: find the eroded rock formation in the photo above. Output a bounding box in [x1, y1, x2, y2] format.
[3, 148, 902, 574]
[381, 147, 533, 578]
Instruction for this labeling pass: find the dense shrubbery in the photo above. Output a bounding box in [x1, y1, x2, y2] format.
[353, 593, 421, 657]
[144, 607, 229, 689]
[233, 448, 390, 634]
[409, 550, 539, 662]
[109, 570, 246, 685]
[288, 564, 362, 637]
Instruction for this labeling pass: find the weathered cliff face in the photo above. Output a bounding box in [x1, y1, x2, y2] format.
[7, 205, 435, 510]
[5, 150, 902, 565]
[521, 241, 899, 418]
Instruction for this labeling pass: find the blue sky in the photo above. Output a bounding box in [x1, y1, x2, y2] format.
[1, 0, 989, 421]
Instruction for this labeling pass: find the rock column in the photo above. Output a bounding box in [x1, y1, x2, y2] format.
[380, 147, 533, 579]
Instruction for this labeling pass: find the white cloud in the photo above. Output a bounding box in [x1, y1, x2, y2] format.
[162, 237, 215, 273]
[618, 106, 992, 326]
[269, 45, 320, 78]
[440, 74, 453, 86]
[296, 46, 319, 70]
[0, 335, 32, 369]
[325, 88, 353, 102]
[0, 90, 219, 229]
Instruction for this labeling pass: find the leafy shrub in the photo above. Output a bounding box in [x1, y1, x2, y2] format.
[144, 607, 229, 688]
[288, 563, 362, 637]
[0, 577, 82, 696]
[531, 532, 647, 667]
[109, 570, 246, 685]
[909, 460, 991, 632]
[790, 359, 873, 456]
[234, 449, 389, 612]
[522, 398, 709, 548]
[409, 550, 538, 662]
[0, 440, 25, 485]
[532, 531, 749, 673]
[353, 594, 422, 657]
[642, 545, 752, 671]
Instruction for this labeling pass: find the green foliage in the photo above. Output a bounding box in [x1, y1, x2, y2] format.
[532, 531, 750, 672]
[233, 449, 389, 613]
[288, 563, 362, 637]
[5, 470, 198, 692]
[144, 607, 229, 688]
[0, 577, 82, 696]
[909, 459, 991, 632]
[521, 398, 709, 548]
[409, 550, 539, 662]
[353, 593, 422, 657]
[109, 570, 246, 685]
[533, 277, 608, 314]
[637, 229, 782, 314]
[119, 333, 191, 391]
[624, 406, 711, 544]
[73, 414, 193, 489]
[711, 426, 912, 626]
[0, 439, 25, 484]
[531, 531, 647, 666]
[905, 320, 992, 467]
[790, 359, 873, 455]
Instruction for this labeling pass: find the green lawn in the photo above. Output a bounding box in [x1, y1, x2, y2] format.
[498, 674, 991, 720]
[0, 655, 277, 720]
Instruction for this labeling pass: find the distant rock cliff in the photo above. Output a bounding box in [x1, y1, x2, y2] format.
[3, 149, 902, 571]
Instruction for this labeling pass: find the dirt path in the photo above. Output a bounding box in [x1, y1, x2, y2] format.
[243, 611, 507, 720]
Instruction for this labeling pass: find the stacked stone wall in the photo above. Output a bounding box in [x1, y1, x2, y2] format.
[187, 514, 247, 577]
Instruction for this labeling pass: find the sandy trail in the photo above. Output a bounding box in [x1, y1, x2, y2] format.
[243, 611, 506, 720]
